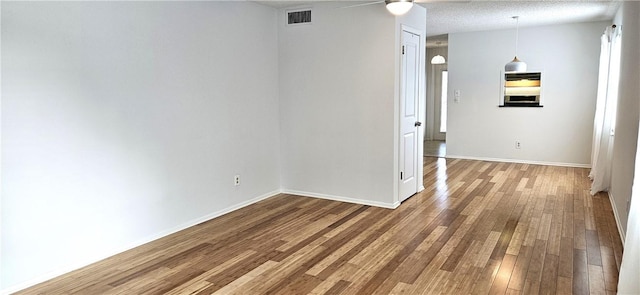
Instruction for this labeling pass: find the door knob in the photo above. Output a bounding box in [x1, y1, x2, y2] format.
[415, 121, 422, 127]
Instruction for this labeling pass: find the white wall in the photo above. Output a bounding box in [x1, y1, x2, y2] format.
[279, 3, 426, 207]
[447, 21, 607, 166]
[609, 1, 640, 238]
[616, 6, 640, 289]
[1, 2, 280, 291]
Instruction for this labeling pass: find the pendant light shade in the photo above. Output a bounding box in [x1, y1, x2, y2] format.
[385, 0, 413, 16]
[505, 16, 527, 72]
[505, 56, 526, 72]
[431, 55, 446, 65]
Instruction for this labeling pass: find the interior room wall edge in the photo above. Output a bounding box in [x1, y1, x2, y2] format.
[446, 155, 591, 169]
[282, 189, 400, 209]
[607, 191, 627, 245]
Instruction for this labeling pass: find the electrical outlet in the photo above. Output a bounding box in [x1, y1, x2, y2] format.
[234, 175, 240, 186]
[515, 141, 521, 149]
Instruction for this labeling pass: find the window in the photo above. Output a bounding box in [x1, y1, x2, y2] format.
[440, 70, 448, 133]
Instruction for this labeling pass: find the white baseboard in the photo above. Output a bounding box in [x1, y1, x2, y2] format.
[607, 191, 627, 246]
[1, 189, 281, 295]
[445, 154, 591, 168]
[282, 189, 399, 209]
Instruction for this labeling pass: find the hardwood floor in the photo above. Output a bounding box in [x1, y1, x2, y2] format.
[17, 158, 623, 294]
[424, 140, 446, 158]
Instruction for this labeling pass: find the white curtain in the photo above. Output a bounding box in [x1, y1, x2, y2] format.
[590, 26, 622, 195]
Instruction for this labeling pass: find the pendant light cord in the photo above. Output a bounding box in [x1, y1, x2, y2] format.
[514, 16, 519, 57]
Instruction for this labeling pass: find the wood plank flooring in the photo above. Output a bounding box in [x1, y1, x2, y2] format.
[17, 158, 623, 294]
[424, 140, 446, 158]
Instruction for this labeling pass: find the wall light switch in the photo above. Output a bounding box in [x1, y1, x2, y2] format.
[454, 90, 461, 103]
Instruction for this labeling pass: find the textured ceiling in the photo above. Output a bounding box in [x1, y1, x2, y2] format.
[422, 1, 619, 38]
[255, 0, 620, 44]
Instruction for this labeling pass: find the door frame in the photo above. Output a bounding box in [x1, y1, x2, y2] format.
[394, 24, 426, 205]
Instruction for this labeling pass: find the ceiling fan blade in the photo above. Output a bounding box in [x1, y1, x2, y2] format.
[339, 1, 385, 9]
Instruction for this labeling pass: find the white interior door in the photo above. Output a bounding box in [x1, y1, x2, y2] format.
[399, 30, 420, 202]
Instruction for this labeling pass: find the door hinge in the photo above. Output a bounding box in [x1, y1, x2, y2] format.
[402, 46, 405, 55]
[400, 171, 403, 180]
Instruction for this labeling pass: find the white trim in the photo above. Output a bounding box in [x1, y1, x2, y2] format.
[282, 189, 400, 209]
[607, 191, 626, 246]
[445, 154, 591, 168]
[0, 189, 281, 295]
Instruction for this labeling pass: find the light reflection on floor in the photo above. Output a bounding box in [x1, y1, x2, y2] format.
[421, 157, 451, 209]
[424, 140, 446, 158]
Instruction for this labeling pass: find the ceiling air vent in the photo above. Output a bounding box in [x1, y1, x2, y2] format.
[287, 9, 312, 25]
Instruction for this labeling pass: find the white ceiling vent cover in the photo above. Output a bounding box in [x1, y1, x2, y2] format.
[287, 9, 312, 25]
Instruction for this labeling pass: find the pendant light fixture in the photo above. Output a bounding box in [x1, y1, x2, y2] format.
[505, 16, 527, 72]
[430, 41, 446, 64]
[385, 0, 413, 16]
[431, 55, 446, 65]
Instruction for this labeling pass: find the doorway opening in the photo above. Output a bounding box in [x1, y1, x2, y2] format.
[425, 41, 448, 158]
